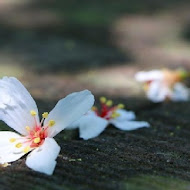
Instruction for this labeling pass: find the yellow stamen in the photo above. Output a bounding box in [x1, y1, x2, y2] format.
[33, 137, 41, 144]
[100, 97, 106, 104]
[106, 100, 113, 107]
[23, 146, 30, 153]
[42, 112, 49, 118]
[48, 120, 55, 127]
[15, 143, 22, 148]
[111, 112, 120, 119]
[30, 110, 37, 116]
[9, 138, 16, 143]
[117, 104, 125, 109]
[25, 126, 30, 131]
[91, 106, 97, 111]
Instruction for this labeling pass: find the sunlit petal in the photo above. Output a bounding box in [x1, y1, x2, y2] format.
[135, 70, 163, 82]
[0, 77, 39, 135]
[45, 90, 94, 137]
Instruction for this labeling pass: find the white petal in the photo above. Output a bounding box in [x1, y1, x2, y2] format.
[26, 138, 60, 175]
[0, 77, 39, 135]
[135, 70, 163, 82]
[0, 131, 26, 163]
[86, 110, 97, 116]
[65, 120, 79, 130]
[66, 110, 97, 130]
[115, 109, 136, 121]
[147, 81, 171, 102]
[171, 83, 189, 101]
[77, 115, 108, 140]
[45, 90, 94, 137]
[111, 120, 150, 130]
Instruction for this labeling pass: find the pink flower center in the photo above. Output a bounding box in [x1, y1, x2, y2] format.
[96, 104, 117, 120]
[9, 111, 55, 153]
[25, 126, 48, 148]
[92, 97, 124, 120]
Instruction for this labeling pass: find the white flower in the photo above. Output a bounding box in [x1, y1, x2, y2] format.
[67, 97, 150, 140]
[135, 69, 190, 102]
[0, 77, 94, 175]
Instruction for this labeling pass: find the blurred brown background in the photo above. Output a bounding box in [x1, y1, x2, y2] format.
[1, 0, 190, 101]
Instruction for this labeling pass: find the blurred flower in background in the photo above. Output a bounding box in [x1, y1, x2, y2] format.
[135, 69, 190, 102]
[0, 0, 190, 99]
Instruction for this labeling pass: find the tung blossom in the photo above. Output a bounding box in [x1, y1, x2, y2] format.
[0, 77, 94, 175]
[135, 69, 190, 102]
[67, 97, 150, 140]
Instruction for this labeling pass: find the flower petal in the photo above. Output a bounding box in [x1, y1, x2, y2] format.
[73, 115, 108, 140]
[147, 81, 171, 102]
[0, 131, 26, 163]
[172, 83, 189, 101]
[66, 110, 97, 130]
[45, 90, 94, 137]
[26, 138, 60, 175]
[111, 120, 150, 131]
[0, 77, 39, 135]
[135, 70, 163, 82]
[115, 109, 136, 121]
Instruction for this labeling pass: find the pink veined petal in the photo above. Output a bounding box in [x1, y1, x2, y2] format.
[44, 90, 94, 137]
[0, 131, 26, 163]
[26, 138, 60, 175]
[110, 120, 150, 131]
[0, 77, 39, 135]
[76, 115, 108, 140]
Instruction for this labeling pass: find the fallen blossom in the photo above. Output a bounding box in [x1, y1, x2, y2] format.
[0, 77, 94, 175]
[135, 69, 190, 102]
[67, 97, 149, 140]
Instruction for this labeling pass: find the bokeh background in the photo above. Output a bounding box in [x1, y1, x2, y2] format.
[1, 0, 190, 100]
[1, 1, 190, 190]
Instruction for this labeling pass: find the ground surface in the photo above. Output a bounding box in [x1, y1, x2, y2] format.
[0, 0, 190, 190]
[1, 100, 190, 190]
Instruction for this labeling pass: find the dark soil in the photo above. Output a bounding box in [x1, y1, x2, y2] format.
[0, 98, 190, 190]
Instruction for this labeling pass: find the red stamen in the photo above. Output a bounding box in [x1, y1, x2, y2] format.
[97, 103, 118, 120]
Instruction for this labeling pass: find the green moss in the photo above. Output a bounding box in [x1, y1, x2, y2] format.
[69, 158, 82, 162]
[124, 175, 190, 190]
[176, 126, 181, 130]
[169, 132, 174, 137]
